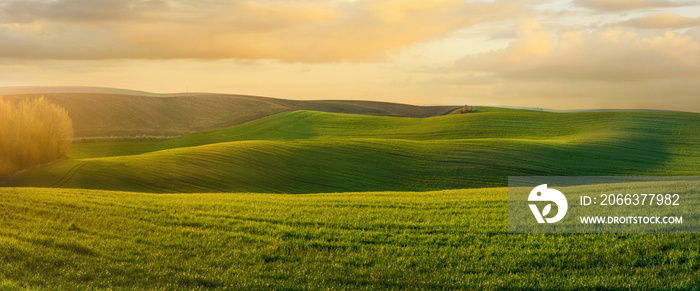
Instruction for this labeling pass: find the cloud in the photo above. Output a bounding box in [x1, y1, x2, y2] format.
[444, 19, 700, 112]
[0, 0, 167, 23]
[621, 13, 700, 29]
[573, 0, 690, 12]
[458, 20, 700, 81]
[0, 0, 523, 62]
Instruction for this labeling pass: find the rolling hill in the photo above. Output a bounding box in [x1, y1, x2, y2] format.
[2, 88, 699, 289]
[0, 87, 458, 139]
[6, 109, 699, 193]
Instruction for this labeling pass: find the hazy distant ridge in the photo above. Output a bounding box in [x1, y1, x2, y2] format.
[0, 87, 458, 138]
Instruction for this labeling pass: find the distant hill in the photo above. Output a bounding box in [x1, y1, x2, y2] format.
[0, 87, 458, 138]
[7, 109, 699, 193]
[0, 86, 172, 96]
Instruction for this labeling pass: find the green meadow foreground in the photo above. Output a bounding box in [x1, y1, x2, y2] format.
[1, 187, 699, 290]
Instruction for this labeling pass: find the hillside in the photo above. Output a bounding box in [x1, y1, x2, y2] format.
[7, 109, 699, 193]
[0, 87, 457, 138]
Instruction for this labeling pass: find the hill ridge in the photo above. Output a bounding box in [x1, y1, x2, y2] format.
[1, 89, 459, 138]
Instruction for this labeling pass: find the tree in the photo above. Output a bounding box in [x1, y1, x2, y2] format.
[460, 105, 472, 114]
[0, 97, 73, 180]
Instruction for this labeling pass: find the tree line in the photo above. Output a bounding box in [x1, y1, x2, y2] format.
[0, 97, 74, 180]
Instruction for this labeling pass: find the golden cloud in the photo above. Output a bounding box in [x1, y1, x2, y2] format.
[445, 19, 700, 112]
[622, 13, 700, 29]
[574, 0, 689, 11]
[0, 0, 522, 62]
[459, 20, 700, 81]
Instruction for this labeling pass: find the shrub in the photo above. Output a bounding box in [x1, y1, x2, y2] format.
[0, 97, 73, 180]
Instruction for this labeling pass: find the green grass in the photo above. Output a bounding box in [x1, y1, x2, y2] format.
[7, 108, 700, 193]
[1, 187, 698, 290]
[2, 106, 699, 289]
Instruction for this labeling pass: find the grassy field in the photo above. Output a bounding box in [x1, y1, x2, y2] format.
[7, 108, 700, 193]
[1, 187, 699, 290]
[2, 100, 699, 289]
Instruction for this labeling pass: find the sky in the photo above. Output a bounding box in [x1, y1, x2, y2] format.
[1, 0, 700, 111]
